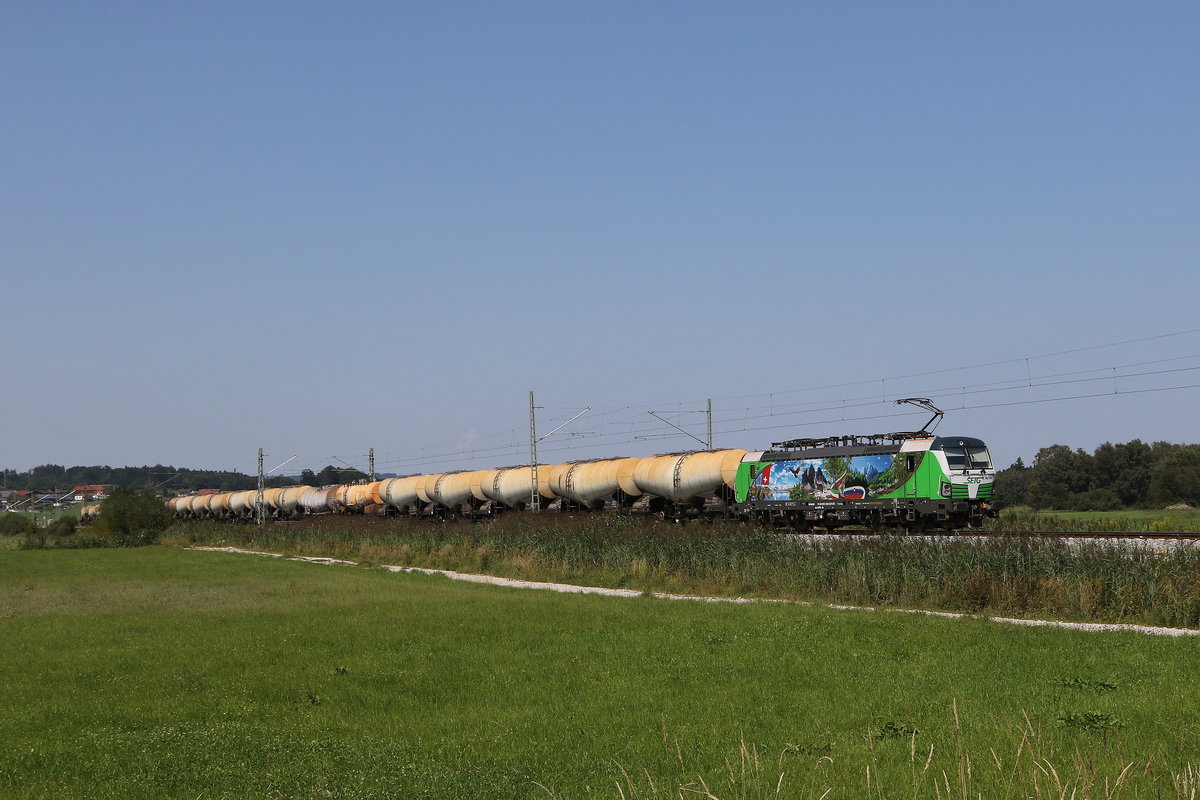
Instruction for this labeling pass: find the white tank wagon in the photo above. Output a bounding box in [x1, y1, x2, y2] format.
[258, 488, 283, 514]
[469, 469, 501, 504]
[268, 486, 310, 516]
[227, 490, 257, 518]
[194, 494, 218, 518]
[430, 471, 477, 513]
[380, 476, 422, 512]
[177, 495, 197, 517]
[312, 486, 341, 513]
[413, 471, 475, 515]
[299, 487, 333, 514]
[414, 474, 444, 508]
[550, 457, 643, 510]
[481, 464, 560, 509]
[208, 492, 232, 518]
[631, 449, 748, 511]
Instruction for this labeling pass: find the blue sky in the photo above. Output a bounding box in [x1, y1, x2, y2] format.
[2, 1, 1198, 476]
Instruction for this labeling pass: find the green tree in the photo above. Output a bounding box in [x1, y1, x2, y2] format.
[45, 516, 77, 537]
[92, 488, 173, 546]
[1070, 487, 1121, 511]
[314, 465, 366, 486]
[0, 513, 36, 536]
[1093, 440, 1153, 507]
[1148, 446, 1200, 508]
[1026, 445, 1094, 510]
[993, 457, 1031, 506]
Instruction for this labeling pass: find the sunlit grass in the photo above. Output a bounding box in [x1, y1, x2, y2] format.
[998, 506, 1200, 533]
[2, 547, 1199, 798]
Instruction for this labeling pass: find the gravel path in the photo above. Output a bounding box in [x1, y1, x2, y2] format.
[190, 546, 1200, 637]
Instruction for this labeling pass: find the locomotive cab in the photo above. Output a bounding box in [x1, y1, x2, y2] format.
[931, 437, 993, 473]
[928, 436, 996, 503]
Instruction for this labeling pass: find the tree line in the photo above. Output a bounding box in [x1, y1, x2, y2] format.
[995, 440, 1200, 510]
[1, 464, 369, 494]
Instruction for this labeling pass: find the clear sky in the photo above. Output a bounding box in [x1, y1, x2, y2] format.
[3, 1, 1198, 477]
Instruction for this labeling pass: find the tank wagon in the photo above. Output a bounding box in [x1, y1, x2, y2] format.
[167, 400, 999, 531]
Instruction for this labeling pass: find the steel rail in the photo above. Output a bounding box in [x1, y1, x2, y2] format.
[830, 529, 1200, 540]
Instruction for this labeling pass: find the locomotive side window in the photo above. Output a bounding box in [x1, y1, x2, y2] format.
[906, 455, 916, 471]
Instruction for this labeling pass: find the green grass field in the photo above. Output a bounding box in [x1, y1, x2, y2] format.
[2, 547, 1200, 799]
[3, 502, 85, 520]
[998, 506, 1200, 532]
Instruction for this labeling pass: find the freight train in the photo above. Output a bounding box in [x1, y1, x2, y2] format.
[164, 400, 1000, 531]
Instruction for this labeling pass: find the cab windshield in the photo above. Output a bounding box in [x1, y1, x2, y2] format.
[943, 446, 993, 471]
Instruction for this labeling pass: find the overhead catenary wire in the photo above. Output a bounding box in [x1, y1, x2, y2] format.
[412, 378, 1199, 472]
[262, 327, 1200, 477]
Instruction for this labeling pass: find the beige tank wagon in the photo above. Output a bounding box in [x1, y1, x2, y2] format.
[430, 471, 477, 512]
[632, 449, 748, 512]
[482, 464, 560, 509]
[379, 476, 422, 512]
[208, 492, 231, 518]
[550, 457, 643, 509]
[228, 490, 257, 518]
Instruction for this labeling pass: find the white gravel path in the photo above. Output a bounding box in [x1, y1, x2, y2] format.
[189, 546, 1200, 638]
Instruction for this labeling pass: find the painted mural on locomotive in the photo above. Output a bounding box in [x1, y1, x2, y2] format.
[746, 452, 918, 501]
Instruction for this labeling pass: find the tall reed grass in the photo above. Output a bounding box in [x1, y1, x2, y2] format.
[602, 707, 1200, 799]
[172, 513, 1200, 628]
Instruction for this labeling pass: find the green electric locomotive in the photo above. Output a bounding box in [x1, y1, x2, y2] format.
[732, 399, 999, 530]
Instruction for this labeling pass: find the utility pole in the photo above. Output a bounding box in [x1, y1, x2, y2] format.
[529, 390, 540, 512]
[707, 398, 713, 450]
[369, 448, 375, 481]
[528, 393, 592, 511]
[255, 448, 265, 526]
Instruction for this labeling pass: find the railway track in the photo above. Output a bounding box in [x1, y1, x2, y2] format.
[256, 516, 1200, 541]
[834, 529, 1200, 541]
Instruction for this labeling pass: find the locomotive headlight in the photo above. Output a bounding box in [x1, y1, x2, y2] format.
[939, 482, 953, 498]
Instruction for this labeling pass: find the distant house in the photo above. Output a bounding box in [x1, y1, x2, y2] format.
[1, 490, 30, 509]
[72, 485, 110, 501]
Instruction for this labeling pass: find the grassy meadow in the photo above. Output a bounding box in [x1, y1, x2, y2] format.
[3, 546, 1200, 799]
[996, 506, 1200, 534]
[3, 502, 86, 521]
